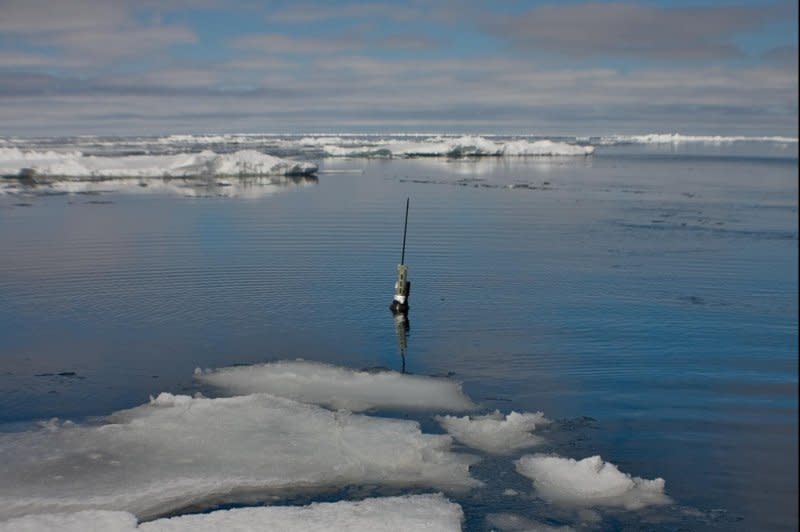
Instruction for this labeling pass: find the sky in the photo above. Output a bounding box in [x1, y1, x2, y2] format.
[0, 0, 797, 135]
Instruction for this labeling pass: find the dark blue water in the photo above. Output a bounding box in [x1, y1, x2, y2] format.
[0, 142, 797, 530]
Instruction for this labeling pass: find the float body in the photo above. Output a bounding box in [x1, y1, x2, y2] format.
[390, 263, 410, 313]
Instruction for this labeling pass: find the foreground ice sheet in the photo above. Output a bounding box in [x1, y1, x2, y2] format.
[0, 494, 462, 532]
[194, 360, 476, 412]
[0, 393, 478, 521]
[0, 148, 317, 177]
[435, 411, 550, 454]
[322, 136, 594, 157]
[515, 454, 670, 510]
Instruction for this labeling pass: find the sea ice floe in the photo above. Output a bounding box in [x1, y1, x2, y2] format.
[194, 360, 476, 412]
[0, 148, 317, 178]
[0, 392, 478, 521]
[321, 136, 594, 158]
[0, 494, 463, 532]
[435, 411, 550, 454]
[514, 454, 670, 510]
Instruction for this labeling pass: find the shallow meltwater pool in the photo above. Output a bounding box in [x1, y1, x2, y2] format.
[0, 137, 797, 531]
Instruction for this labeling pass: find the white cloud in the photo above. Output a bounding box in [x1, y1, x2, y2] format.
[0, 0, 128, 34]
[0, 0, 195, 66]
[233, 33, 358, 55]
[484, 2, 786, 60]
[0, 1, 795, 136]
[269, 2, 419, 24]
[0, 52, 55, 68]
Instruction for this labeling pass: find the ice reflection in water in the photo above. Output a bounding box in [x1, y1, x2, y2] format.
[1, 174, 318, 199]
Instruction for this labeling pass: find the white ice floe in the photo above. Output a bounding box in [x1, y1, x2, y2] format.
[514, 454, 670, 510]
[0, 392, 478, 521]
[0, 494, 463, 532]
[435, 411, 550, 454]
[601, 133, 798, 145]
[194, 360, 476, 413]
[0, 148, 317, 178]
[322, 136, 594, 158]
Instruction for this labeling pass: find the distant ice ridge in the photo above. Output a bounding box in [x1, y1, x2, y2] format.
[0, 392, 478, 521]
[515, 454, 671, 510]
[436, 411, 550, 454]
[0, 494, 463, 532]
[194, 360, 476, 412]
[0, 148, 317, 178]
[321, 136, 594, 158]
[157, 134, 273, 145]
[601, 133, 798, 145]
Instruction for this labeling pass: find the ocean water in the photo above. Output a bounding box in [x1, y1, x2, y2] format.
[0, 136, 797, 530]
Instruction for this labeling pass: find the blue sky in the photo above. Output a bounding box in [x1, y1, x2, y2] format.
[0, 0, 797, 135]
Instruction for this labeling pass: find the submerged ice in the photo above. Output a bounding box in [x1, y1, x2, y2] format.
[515, 454, 670, 510]
[0, 392, 478, 521]
[486, 513, 575, 532]
[0, 494, 463, 532]
[194, 360, 476, 412]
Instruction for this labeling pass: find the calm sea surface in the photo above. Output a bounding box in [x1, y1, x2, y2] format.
[0, 141, 797, 530]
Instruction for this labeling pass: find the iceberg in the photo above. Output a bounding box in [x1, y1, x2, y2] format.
[0, 392, 478, 521]
[0, 494, 463, 532]
[194, 360, 476, 412]
[514, 454, 670, 510]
